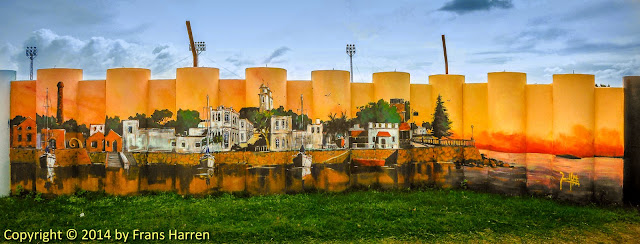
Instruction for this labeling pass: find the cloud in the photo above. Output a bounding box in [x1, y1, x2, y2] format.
[263, 46, 290, 64]
[439, 0, 513, 14]
[559, 39, 640, 55]
[468, 56, 513, 64]
[4, 29, 186, 79]
[225, 54, 255, 67]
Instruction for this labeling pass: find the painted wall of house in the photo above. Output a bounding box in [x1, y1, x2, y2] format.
[286, 80, 313, 119]
[218, 79, 246, 111]
[488, 72, 527, 153]
[312, 70, 351, 120]
[106, 68, 150, 119]
[36, 69, 83, 122]
[351, 82, 374, 118]
[525, 84, 553, 153]
[1, 70, 15, 196]
[429, 74, 464, 139]
[463, 83, 488, 148]
[246, 67, 287, 109]
[77, 80, 106, 126]
[176, 67, 219, 118]
[409, 84, 432, 125]
[373, 72, 410, 103]
[148, 79, 176, 119]
[595, 87, 624, 157]
[553, 74, 595, 157]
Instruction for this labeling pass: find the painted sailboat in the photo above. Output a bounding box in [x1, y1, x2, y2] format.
[39, 88, 57, 182]
[199, 95, 215, 170]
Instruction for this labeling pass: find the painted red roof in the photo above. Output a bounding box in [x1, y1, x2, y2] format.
[351, 130, 364, 137]
[399, 123, 411, 131]
[377, 131, 391, 137]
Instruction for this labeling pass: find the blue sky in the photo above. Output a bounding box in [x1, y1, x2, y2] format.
[0, 0, 639, 86]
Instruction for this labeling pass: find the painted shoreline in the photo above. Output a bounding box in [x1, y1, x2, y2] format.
[9, 147, 623, 204]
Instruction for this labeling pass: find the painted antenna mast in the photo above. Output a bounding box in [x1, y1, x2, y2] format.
[186, 21, 205, 67]
[441, 35, 448, 74]
[26, 47, 37, 80]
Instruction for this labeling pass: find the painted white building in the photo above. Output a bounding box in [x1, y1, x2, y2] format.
[270, 116, 292, 151]
[89, 124, 105, 136]
[239, 119, 254, 144]
[367, 122, 400, 149]
[307, 119, 323, 149]
[122, 120, 176, 152]
[175, 136, 205, 153]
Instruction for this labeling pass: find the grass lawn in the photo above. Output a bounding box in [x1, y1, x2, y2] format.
[1, 189, 640, 243]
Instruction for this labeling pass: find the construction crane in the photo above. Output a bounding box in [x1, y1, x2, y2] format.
[186, 21, 205, 67]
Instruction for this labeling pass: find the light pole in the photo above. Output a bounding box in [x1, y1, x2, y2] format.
[189, 41, 206, 66]
[26, 47, 37, 80]
[346, 44, 356, 83]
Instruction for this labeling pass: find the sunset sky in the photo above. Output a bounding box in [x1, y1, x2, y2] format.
[0, 0, 638, 86]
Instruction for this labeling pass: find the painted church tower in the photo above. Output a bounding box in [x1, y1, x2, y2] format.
[259, 84, 273, 112]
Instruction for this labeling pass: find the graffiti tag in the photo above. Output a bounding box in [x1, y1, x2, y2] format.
[559, 172, 580, 191]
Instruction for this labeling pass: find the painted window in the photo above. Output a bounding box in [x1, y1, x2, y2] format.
[17, 135, 22, 141]
[26, 134, 32, 142]
[17, 127, 21, 131]
[195, 142, 201, 147]
[128, 126, 133, 133]
[276, 138, 280, 148]
[106, 141, 110, 147]
[27, 126, 31, 130]
[91, 141, 97, 148]
[182, 142, 186, 148]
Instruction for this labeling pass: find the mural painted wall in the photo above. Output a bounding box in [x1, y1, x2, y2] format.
[5, 66, 632, 203]
[7, 67, 626, 157]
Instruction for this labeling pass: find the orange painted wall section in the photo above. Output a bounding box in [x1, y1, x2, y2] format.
[36, 68, 83, 121]
[219, 79, 246, 111]
[76, 80, 105, 126]
[351, 83, 374, 118]
[105, 68, 150, 119]
[488, 72, 526, 152]
[286, 80, 313, 119]
[526, 84, 553, 154]
[409, 84, 432, 124]
[245, 67, 287, 108]
[429, 74, 464, 138]
[553, 74, 595, 157]
[312, 70, 351, 120]
[176, 67, 219, 118]
[10, 80, 36, 119]
[373, 72, 410, 102]
[148, 79, 176, 118]
[463, 83, 489, 148]
[594, 88, 624, 157]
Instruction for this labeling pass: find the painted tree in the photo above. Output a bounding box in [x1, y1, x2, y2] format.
[105, 116, 123, 135]
[149, 109, 173, 128]
[172, 109, 200, 136]
[431, 94, 452, 139]
[324, 112, 351, 146]
[252, 110, 274, 147]
[355, 99, 402, 125]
